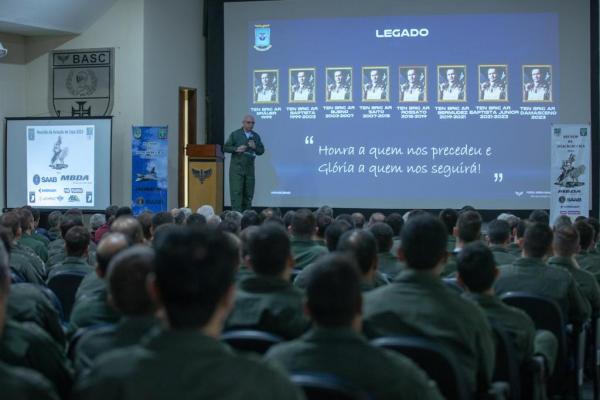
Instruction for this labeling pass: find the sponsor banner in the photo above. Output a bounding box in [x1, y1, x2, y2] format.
[131, 126, 168, 214]
[27, 125, 95, 207]
[550, 124, 590, 224]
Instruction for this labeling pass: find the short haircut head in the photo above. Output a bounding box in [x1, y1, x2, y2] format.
[249, 223, 291, 276]
[529, 210, 550, 225]
[324, 220, 352, 251]
[48, 211, 63, 228]
[152, 212, 174, 230]
[0, 211, 21, 238]
[96, 233, 130, 275]
[154, 226, 239, 329]
[283, 210, 295, 229]
[89, 213, 106, 230]
[137, 212, 153, 240]
[17, 208, 34, 232]
[574, 220, 594, 251]
[351, 213, 365, 229]
[553, 215, 572, 230]
[241, 210, 260, 230]
[337, 229, 377, 275]
[553, 225, 580, 257]
[487, 219, 510, 244]
[22, 206, 39, 223]
[173, 210, 186, 225]
[368, 222, 394, 252]
[523, 223, 553, 258]
[457, 210, 482, 243]
[457, 241, 496, 293]
[306, 253, 362, 327]
[107, 246, 156, 316]
[186, 213, 207, 227]
[316, 213, 333, 239]
[105, 205, 119, 219]
[336, 214, 355, 228]
[291, 209, 316, 236]
[439, 208, 459, 234]
[110, 216, 144, 245]
[60, 214, 84, 238]
[384, 213, 404, 236]
[64, 226, 90, 257]
[218, 220, 240, 235]
[240, 225, 260, 259]
[401, 215, 448, 270]
[516, 219, 530, 239]
[115, 207, 133, 219]
[316, 205, 334, 218]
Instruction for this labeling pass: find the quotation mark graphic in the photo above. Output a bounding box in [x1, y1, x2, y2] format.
[304, 136, 314, 144]
[493, 172, 503, 182]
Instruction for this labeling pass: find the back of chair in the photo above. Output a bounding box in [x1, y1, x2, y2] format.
[47, 271, 87, 321]
[221, 329, 284, 354]
[290, 372, 371, 400]
[371, 336, 471, 400]
[488, 319, 521, 400]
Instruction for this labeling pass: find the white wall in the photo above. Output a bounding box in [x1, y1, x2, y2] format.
[143, 0, 205, 208]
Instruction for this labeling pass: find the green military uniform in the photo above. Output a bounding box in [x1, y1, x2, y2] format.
[69, 283, 120, 333]
[72, 329, 304, 400]
[294, 261, 387, 291]
[495, 257, 590, 325]
[9, 251, 44, 285]
[47, 256, 93, 282]
[13, 242, 46, 280]
[8, 283, 65, 347]
[376, 251, 405, 280]
[548, 256, 600, 313]
[576, 250, 600, 283]
[489, 245, 517, 266]
[32, 231, 51, 247]
[0, 361, 60, 400]
[463, 292, 557, 370]
[74, 316, 158, 371]
[442, 250, 459, 277]
[266, 326, 444, 400]
[223, 128, 265, 212]
[19, 233, 48, 262]
[506, 242, 521, 257]
[225, 274, 309, 339]
[48, 247, 96, 270]
[47, 227, 61, 242]
[290, 237, 327, 270]
[235, 265, 254, 282]
[0, 319, 73, 399]
[75, 273, 104, 301]
[363, 270, 495, 392]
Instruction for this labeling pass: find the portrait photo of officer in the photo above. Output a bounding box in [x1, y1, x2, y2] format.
[253, 69, 278, 104]
[326, 67, 352, 102]
[399, 66, 427, 102]
[362, 66, 389, 102]
[438, 65, 466, 102]
[289, 68, 315, 103]
[523, 65, 552, 102]
[479, 65, 507, 102]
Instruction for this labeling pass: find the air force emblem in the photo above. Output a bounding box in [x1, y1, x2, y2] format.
[49, 48, 114, 117]
[192, 168, 212, 184]
[254, 25, 272, 52]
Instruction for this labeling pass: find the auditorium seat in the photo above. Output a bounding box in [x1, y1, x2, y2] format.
[290, 372, 371, 400]
[47, 270, 88, 321]
[220, 329, 284, 354]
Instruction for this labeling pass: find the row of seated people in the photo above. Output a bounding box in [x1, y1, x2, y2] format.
[2, 204, 600, 399]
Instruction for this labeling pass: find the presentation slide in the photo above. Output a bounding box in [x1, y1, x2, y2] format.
[224, 0, 591, 210]
[6, 118, 112, 211]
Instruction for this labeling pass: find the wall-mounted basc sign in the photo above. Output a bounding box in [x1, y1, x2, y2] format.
[49, 48, 115, 117]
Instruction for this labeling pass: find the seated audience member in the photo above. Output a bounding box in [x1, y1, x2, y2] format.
[574, 220, 600, 280]
[457, 242, 557, 371]
[494, 223, 590, 325]
[336, 213, 355, 229]
[283, 210, 295, 230]
[507, 218, 529, 256]
[22, 206, 50, 246]
[293, 220, 352, 289]
[529, 210, 550, 226]
[74, 246, 158, 371]
[89, 214, 106, 244]
[266, 253, 444, 400]
[94, 205, 119, 243]
[110, 217, 145, 245]
[18, 208, 48, 262]
[553, 215, 573, 229]
[486, 219, 517, 266]
[150, 212, 174, 240]
[70, 233, 128, 331]
[443, 210, 482, 276]
[0, 242, 61, 400]
[48, 213, 96, 269]
[439, 208, 459, 252]
[225, 223, 308, 339]
[384, 212, 404, 256]
[548, 225, 600, 314]
[351, 212, 365, 229]
[46, 210, 63, 242]
[185, 213, 207, 227]
[363, 214, 495, 393]
[369, 222, 404, 280]
[236, 226, 259, 281]
[367, 212, 385, 227]
[241, 210, 260, 230]
[115, 207, 133, 219]
[47, 226, 93, 281]
[0, 212, 45, 284]
[314, 212, 332, 246]
[289, 209, 327, 269]
[73, 226, 302, 400]
[338, 229, 387, 291]
[136, 211, 153, 243]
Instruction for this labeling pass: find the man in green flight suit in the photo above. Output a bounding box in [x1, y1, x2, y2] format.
[224, 115, 265, 212]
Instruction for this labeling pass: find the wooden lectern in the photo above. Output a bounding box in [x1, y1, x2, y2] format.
[186, 144, 224, 213]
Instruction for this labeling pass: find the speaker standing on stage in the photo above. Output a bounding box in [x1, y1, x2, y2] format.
[224, 115, 265, 212]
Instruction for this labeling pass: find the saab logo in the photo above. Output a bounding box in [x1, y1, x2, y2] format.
[568, 197, 582, 202]
[375, 28, 429, 38]
[64, 188, 70, 193]
[71, 188, 84, 194]
[60, 175, 89, 182]
[33, 175, 40, 185]
[68, 195, 80, 202]
[42, 177, 57, 183]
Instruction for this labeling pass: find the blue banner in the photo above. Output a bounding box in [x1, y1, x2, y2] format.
[131, 126, 168, 214]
